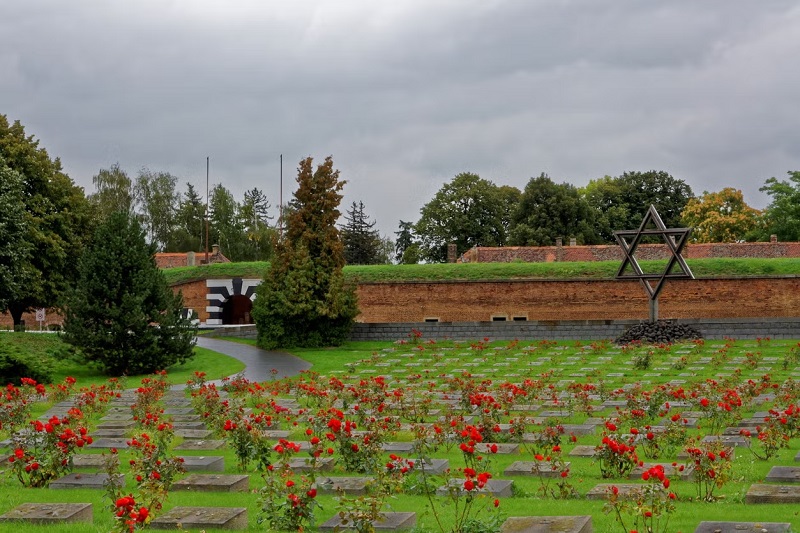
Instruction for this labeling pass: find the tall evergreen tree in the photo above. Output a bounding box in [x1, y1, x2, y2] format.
[63, 212, 195, 376]
[340, 201, 381, 265]
[168, 182, 206, 252]
[252, 156, 358, 348]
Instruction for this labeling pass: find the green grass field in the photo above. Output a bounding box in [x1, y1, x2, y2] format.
[3, 334, 800, 531]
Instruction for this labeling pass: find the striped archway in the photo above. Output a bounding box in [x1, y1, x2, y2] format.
[205, 278, 261, 325]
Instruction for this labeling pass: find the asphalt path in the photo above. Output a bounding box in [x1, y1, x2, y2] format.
[195, 336, 312, 382]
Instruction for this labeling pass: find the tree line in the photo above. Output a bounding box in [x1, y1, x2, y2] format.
[397, 171, 800, 263]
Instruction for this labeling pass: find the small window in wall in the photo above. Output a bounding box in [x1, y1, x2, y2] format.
[424, 317, 440, 323]
[512, 315, 528, 322]
[491, 315, 507, 322]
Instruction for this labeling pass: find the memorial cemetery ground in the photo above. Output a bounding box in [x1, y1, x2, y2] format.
[3, 333, 800, 531]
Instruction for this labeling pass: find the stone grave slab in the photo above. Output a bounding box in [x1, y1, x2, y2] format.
[175, 439, 226, 451]
[169, 414, 203, 422]
[172, 421, 206, 430]
[410, 458, 449, 475]
[501, 515, 592, 533]
[436, 479, 513, 497]
[319, 512, 416, 531]
[316, 476, 373, 495]
[172, 474, 250, 493]
[694, 521, 791, 533]
[765, 466, 800, 486]
[177, 455, 225, 472]
[477, 443, 519, 454]
[278, 456, 335, 472]
[382, 442, 414, 453]
[96, 420, 136, 430]
[100, 414, 134, 422]
[262, 430, 291, 439]
[72, 454, 108, 469]
[163, 399, 192, 407]
[537, 410, 571, 418]
[93, 429, 128, 438]
[568, 445, 597, 458]
[702, 435, 749, 448]
[586, 484, 645, 500]
[50, 473, 123, 490]
[560, 424, 596, 436]
[87, 438, 130, 450]
[175, 429, 214, 439]
[504, 461, 570, 478]
[0, 503, 92, 524]
[163, 408, 195, 416]
[744, 483, 800, 503]
[150, 506, 247, 530]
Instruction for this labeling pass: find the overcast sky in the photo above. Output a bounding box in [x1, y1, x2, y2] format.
[3, 1, 799, 238]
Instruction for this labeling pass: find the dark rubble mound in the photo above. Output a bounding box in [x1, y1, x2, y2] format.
[614, 321, 703, 345]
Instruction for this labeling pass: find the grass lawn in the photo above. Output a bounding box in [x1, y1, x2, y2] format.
[3, 334, 800, 531]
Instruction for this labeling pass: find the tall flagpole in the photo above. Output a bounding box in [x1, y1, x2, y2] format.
[279, 154, 283, 240]
[205, 156, 209, 264]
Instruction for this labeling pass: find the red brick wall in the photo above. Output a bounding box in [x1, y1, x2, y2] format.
[461, 242, 800, 263]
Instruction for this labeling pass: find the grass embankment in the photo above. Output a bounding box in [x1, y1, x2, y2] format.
[164, 257, 800, 286]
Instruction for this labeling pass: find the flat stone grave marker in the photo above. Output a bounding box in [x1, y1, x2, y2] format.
[537, 410, 570, 418]
[163, 399, 192, 407]
[436, 479, 513, 497]
[477, 443, 519, 454]
[177, 455, 225, 472]
[316, 476, 372, 495]
[100, 414, 134, 422]
[72, 454, 108, 469]
[504, 461, 570, 478]
[150, 506, 247, 530]
[96, 420, 136, 430]
[319, 512, 416, 531]
[50, 473, 123, 490]
[560, 424, 596, 436]
[694, 521, 791, 533]
[175, 439, 226, 451]
[382, 442, 414, 453]
[765, 466, 800, 483]
[744, 483, 800, 503]
[586, 483, 646, 500]
[172, 421, 206, 430]
[261, 430, 291, 438]
[500, 515, 592, 533]
[0, 503, 93, 524]
[92, 429, 128, 438]
[87, 438, 130, 450]
[164, 408, 195, 416]
[568, 445, 597, 458]
[172, 474, 250, 492]
[629, 463, 694, 481]
[169, 414, 204, 422]
[175, 429, 214, 439]
[702, 435, 749, 447]
[278, 457, 335, 472]
[410, 458, 449, 475]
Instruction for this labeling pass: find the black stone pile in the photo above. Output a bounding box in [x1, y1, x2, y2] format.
[614, 321, 703, 345]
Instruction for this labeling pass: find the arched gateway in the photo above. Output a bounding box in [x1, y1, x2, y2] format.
[205, 278, 261, 326]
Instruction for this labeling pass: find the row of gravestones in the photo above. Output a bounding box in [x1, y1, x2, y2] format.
[1, 390, 799, 531]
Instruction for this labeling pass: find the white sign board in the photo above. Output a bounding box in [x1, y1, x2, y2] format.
[35, 308, 45, 322]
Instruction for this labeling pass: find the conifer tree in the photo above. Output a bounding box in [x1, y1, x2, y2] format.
[252, 156, 358, 348]
[63, 212, 195, 376]
[340, 201, 381, 265]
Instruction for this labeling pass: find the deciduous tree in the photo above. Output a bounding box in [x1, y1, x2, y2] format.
[509, 173, 599, 246]
[680, 188, 763, 243]
[757, 171, 800, 241]
[135, 169, 179, 251]
[252, 156, 358, 348]
[63, 212, 195, 376]
[0, 159, 31, 312]
[415, 173, 518, 262]
[0, 115, 93, 326]
[88, 163, 135, 223]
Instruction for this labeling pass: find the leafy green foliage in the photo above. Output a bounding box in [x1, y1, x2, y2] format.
[415, 172, 520, 262]
[0, 115, 94, 325]
[253, 156, 358, 349]
[0, 159, 31, 311]
[63, 212, 196, 376]
[0, 336, 54, 385]
[509, 173, 600, 246]
[758, 171, 800, 241]
[88, 163, 135, 224]
[135, 168, 180, 251]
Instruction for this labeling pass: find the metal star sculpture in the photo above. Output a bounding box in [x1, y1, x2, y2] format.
[614, 205, 694, 305]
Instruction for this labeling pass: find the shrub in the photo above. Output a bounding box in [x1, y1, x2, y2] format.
[0, 340, 53, 385]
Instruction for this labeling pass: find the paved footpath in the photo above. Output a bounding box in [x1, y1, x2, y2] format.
[195, 336, 312, 382]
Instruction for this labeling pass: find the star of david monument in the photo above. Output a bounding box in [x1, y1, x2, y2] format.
[614, 205, 694, 322]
